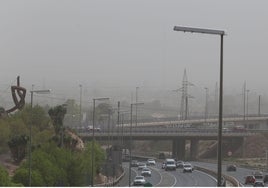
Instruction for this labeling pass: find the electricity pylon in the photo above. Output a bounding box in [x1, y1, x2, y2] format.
[174, 69, 194, 120]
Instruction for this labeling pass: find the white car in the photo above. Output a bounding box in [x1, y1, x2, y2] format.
[183, 163, 193, 173]
[147, 159, 156, 166]
[141, 167, 152, 177]
[165, 159, 176, 171]
[133, 175, 146, 186]
[138, 162, 147, 170]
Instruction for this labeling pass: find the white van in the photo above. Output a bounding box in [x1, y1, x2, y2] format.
[165, 158, 176, 171]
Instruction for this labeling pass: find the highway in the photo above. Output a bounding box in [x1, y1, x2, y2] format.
[116, 162, 217, 187]
[192, 161, 268, 187]
[115, 161, 268, 187]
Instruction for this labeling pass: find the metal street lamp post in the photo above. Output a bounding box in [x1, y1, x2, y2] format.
[135, 87, 139, 127]
[79, 84, 82, 127]
[29, 88, 51, 186]
[129, 102, 144, 187]
[204, 87, 209, 122]
[173, 26, 225, 186]
[246, 89, 250, 120]
[91, 97, 109, 187]
[266, 150, 268, 170]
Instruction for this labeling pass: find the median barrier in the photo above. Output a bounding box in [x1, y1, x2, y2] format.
[194, 165, 240, 186]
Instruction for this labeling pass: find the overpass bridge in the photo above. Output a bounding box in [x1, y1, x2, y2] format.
[77, 116, 268, 160]
[119, 116, 268, 129]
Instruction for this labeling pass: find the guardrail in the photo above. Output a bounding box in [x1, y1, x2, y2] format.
[194, 166, 240, 187]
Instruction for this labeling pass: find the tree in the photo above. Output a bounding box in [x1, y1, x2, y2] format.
[0, 120, 10, 153]
[80, 142, 106, 185]
[12, 168, 44, 186]
[88, 103, 113, 124]
[48, 105, 66, 135]
[48, 105, 67, 147]
[7, 134, 29, 163]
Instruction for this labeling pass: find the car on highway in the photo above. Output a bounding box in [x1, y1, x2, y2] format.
[141, 167, 152, 177]
[165, 158, 176, 171]
[226, 164, 236, 171]
[146, 158, 156, 166]
[253, 180, 264, 187]
[253, 171, 263, 179]
[263, 174, 268, 183]
[159, 152, 166, 159]
[183, 163, 193, 173]
[133, 175, 146, 186]
[138, 162, 147, 170]
[245, 175, 256, 185]
[131, 160, 139, 167]
[176, 160, 184, 168]
[86, 125, 101, 132]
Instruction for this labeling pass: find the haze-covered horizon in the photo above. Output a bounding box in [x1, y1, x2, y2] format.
[1, 0, 268, 115]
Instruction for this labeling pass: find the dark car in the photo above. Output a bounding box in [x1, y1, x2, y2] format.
[263, 174, 268, 183]
[254, 181, 264, 187]
[159, 152, 166, 159]
[226, 164, 236, 171]
[176, 161, 184, 168]
[245, 175, 256, 184]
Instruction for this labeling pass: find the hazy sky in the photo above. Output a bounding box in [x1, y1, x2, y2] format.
[1, 0, 268, 105]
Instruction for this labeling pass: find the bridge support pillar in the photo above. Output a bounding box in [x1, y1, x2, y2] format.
[172, 138, 185, 160]
[242, 137, 246, 158]
[190, 139, 199, 160]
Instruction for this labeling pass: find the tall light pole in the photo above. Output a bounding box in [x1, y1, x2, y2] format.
[258, 95, 261, 116]
[29, 88, 51, 186]
[135, 87, 139, 127]
[243, 82, 246, 121]
[204, 87, 209, 122]
[246, 89, 250, 120]
[79, 84, 82, 127]
[266, 150, 268, 170]
[91, 97, 109, 187]
[129, 102, 144, 187]
[173, 25, 225, 186]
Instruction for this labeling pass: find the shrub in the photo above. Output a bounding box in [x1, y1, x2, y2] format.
[0, 164, 11, 186]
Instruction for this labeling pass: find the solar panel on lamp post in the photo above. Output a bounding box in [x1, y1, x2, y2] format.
[173, 26, 225, 186]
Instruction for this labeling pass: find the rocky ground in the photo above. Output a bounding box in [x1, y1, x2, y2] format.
[0, 153, 18, 176]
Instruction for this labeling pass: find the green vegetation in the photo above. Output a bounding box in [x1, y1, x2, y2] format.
[0, 164, 12, 186]
[0, 104, 106, 186]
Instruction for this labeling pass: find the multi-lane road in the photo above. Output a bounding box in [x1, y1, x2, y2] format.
[116, 162, 217, 187]
[116, 161, 267, 187]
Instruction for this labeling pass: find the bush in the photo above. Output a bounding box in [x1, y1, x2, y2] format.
[12, 165, 48, 186]
[0, 164, 11, 186]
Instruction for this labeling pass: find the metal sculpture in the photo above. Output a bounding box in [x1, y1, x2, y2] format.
[4, 76, 26, 114]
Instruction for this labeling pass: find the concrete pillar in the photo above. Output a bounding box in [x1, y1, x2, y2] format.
[190, 139, 199, 160]
[242, 137, 246, 158]
[172, 138, 186, 160]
